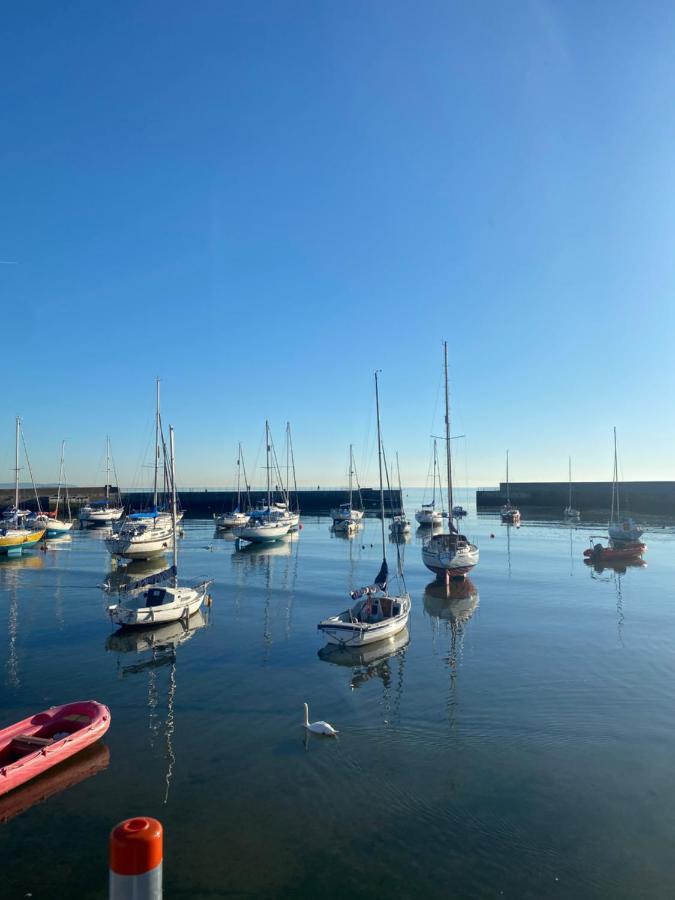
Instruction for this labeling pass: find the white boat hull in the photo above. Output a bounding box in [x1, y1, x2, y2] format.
[105, 528, 174, 560]
[215, 512, 249, 530]
[234, 521, 291, 543]
[319, 603, 410, 646]
[108, 585, 206, 628]
[422, 534, 479, 577]
[415, 509, 443, 526]
[80, 506, 124, 526]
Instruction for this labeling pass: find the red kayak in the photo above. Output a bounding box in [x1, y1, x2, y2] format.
[583, 541, 646, 563]
[0, 700, 110, 797]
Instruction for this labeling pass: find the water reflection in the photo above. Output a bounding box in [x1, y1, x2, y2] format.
[106, 610, 207, 804]
[586, 557, 646, 648]
[424, 578, 479, 715]
[0, 742, 110, 824]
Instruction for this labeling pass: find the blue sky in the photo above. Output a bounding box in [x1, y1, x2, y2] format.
[2, 1, 675, 488]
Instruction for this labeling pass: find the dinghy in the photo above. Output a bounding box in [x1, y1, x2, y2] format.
[0, 700, 110, 797]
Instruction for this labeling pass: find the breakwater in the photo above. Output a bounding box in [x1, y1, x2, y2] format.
[1, 487, 403, 517]
[477, 481, 675, 515]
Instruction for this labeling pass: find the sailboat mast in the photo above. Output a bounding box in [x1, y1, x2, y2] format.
[105, 436, 111, 502]
[266, 420, 271, 509]
[55, 440, 65, 518]
[14, 416, 20, 512]
[444, 340, 453, 516]
[396, 452, 404, 514]
[169, 425, 178, 584]
[153, 378, 160, 508]
[236, 443, 242, 509]
[506, 450, 510, 504]
[432, 439, 437, 506]
[374, 372, 387, 557]
[568, 456, 572, 509]
[613, 426, 620, 522]
[349, 444, 353, 508]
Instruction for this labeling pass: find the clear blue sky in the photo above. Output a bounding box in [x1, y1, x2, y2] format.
[2, 1, 674, 488]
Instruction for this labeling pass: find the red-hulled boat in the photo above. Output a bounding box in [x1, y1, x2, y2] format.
[0, 700, 110, 797]
[583, 540, 646, 564]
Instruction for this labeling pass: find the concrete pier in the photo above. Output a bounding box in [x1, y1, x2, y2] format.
[476, 482, 675, 516]
[0, 487, 403, 517]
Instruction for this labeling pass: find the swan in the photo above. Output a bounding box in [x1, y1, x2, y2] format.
[303, 702, 338, 736]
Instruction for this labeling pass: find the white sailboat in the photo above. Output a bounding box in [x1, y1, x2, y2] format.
[500, 450, 521, 524]
[318, 371, 411, 647]
[331, 444, 364, 531]
[215, 443, 250, 530]
[79, 436, 124, 526]
[422, 343, 479, 579]
[389, 452, 411, 535]
[107, 426, 211, 628]
[31, 441, 73, 536]
[608, 427, 643, 544]
[415, 440, 444, 526]
[563, 456, 581, 519]
[234, 422, 291, 544]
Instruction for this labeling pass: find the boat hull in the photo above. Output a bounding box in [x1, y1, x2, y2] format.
[415, 510, 443, 526]
[105, 530, 173, 560]
[234, 522, 291, 543]
[0, 528, 45, 555]
[79, 507, 124, 526]
[422, 536, 479, 577]
[319, 608, 410, 646]
[0, 700, 110, 797]
[108, 585, 206, 627]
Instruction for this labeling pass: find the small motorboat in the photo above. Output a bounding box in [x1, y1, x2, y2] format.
[583, 538, 646, 564]
[0, 700, 110, 797]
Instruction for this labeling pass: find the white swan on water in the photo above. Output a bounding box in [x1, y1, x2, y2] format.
[303, 702, 338, 736]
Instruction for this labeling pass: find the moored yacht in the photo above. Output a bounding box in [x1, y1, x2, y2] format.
[415, 439, 444, 526]
[422, 343, 479, 580]
[319, 372, 411, 647]
[500, 450, 521, 524]
[331, 445, 364, 527]
[107, 426, 211, 628]
[79, 436, 124, 526]
[607, 428, 643, 543]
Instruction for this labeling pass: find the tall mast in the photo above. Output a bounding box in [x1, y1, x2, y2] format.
[374, 371, 386, 558]
[236, 443, 242, 509]
[506, 450, 510, 504]
[396, 452, 404, 514]
[568, 456, 572, 509]
[432, 439, 437, 506]
[286, 422, 290, 506]
[266, 420, 271, 509]
[55, 440, 65, 518]
[153, 378, 160, 508]
[169, 425, 178, 585]
[348, 444, 353, 508]
[444, 340, 453, 517]
[105, 436, 111, 502]
[613, 427, 619, 522]
[14, 416, 20, 513]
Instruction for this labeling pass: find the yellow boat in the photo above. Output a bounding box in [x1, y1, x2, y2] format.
[0, 527, 45, 555]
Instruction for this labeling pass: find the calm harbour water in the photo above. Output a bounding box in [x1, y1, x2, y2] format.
[1, 489, 675, 898]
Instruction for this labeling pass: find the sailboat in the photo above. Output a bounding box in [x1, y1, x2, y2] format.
[0, 418, 45, 556]
[331, 445, 364, 532]
[563, 456, 580, 519]
[107, 426, 211, 627]
[421, 343, 479, 579]
[31, 441, 73, 536]
[389, 452, 411, 535]
[415, 440, 444, 526]
[500, 451, 521, 524]
[233, 422, 291, 544]
[608, 427, 643, 544]
[318, 371, 411, 646]
[78, 436, 124, 526]
[215, 443, 250, 530]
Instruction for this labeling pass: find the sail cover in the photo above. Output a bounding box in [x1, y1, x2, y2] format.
[350, 559, 388, 599]
[121, 565, 176, 592]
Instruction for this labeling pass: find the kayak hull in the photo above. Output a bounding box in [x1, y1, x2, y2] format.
[0, 700, 111, 797]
